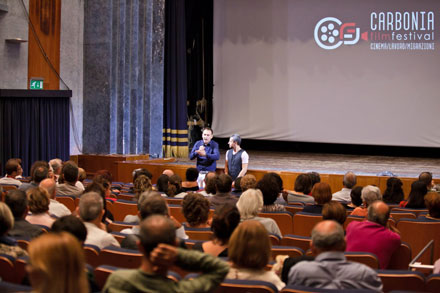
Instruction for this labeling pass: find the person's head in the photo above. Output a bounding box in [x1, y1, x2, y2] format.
[367, 200, 390, 227]
[215, 173, 233, 193]
[236, 188, 263, 219]
[308, 171, 321, 187]
[49, 158, 63, 175]
[383, 177, 404, 204]
[182, 193, 210, 227]
[234, 177, 242, 192]
[133, 168, 153, 183]
[294, 174, 313, 194]
[228, 134, 241, 149]
[229, 220, 271, 270]
[361, 185, 382, 207]
[240, 174, 257, 192]
[79, 192, 104, 222]
[39, 178, 56, 199]
[134, 175, 152, 198]
[78, 168, 87, 182]
[29, 161, 49, 183]
[52, 215, 87, 243]
[167, 174, 183, 197]
[311, 220, 346, 255]
[0, 202, 14, 236]
[350, 186, 363, 207]
[343, 171, 357, 189]
[156, 174, 170, 193]
[27, 232, 88, 293]
[61, 161, 79, 184]
[83, 181, 108, 212]
[419, 172, 434, 189]
[407, 180, 428, 208]
[256, 174, 281, 206]
[5, 189, 28, 219]
[139, 194, 168, 220]
[211, 204, 240, 245]
[425, 192, 440, 219]
[322, 201, 347, 225]
[5, 158, 20, 176]
[162, 169, 175, 177]
[202, 127, 214, 144]
[185, 167, 199, 182]
[205, 173, 217, 194]
[95, 170, 113, 185]
[138, 215, 176, 257]
[27, 187, 50, 214]
[311, 182, 332, 205]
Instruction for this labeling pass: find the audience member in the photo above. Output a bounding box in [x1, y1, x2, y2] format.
[382, 177, 404, 204]
[0, 158, 22, 187]
[193, 204, 240, 257]
[225, 134, 249, 180]
[266, 172, 288, 205]
[419, 171, 434, 191]
[0, 202, 28, 258]
[182, 167, 200, 192]
[156, 174, 170, 195]
[424, 192, 440, 221]
[27, 232, 89, 293]
[5, 189, 43, 239]
[287, 174, 314, 203]
[129, 168, 153, 193]
[162, 169, 175, 177]
[303, 182, 332, 214]
[40, 178, 71, 217]
[347, 186, 363, 208]
[79, 192, 120, 249]
[52, 215, 88, 243]
[169, 174, 187, 198]
[26, 187, 55, 228]
[198, 172, 217, 197]
[56, 161, 82, 197]
[227, 220, 285, 290]
[308, 171, 321, 187]
[350, 185, 382, 217]
[182, 193, 210, 228]
[209, 174, 237, 209]
[240, 174, 257, 192]
[19, 161, 49, 192]
[258, 173, 285, 212]
[332, 171, 357, 203]
[346, 201, 401, 269]
[84, 180, 114, 223]
[288, 220, 382, 291]
[103, 215, 229, 292]
[322, 201, 347, 226]
[133, 174, 153, 200]
[78, 167, 87, 183]
[400, 180, 428, 208]
[231, 176, 242, 196]
[49, 158, 63, 183]
[237, 189, 282, 237]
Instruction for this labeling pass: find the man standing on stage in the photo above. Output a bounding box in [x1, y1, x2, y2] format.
[189, 127, 220, 188]
[225, 134, 249, 180]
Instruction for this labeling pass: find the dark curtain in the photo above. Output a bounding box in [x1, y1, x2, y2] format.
[163, 0, 189, 158]
[185, 0, 213, 148]
[0, 97, 70, 176]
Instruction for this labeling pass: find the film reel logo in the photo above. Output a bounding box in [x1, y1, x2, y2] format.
[314, 17, 365, 50]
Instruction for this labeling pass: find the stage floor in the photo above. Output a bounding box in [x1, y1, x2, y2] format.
[175, 150, 440, 178]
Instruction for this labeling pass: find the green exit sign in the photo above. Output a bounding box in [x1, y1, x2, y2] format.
[30, 79, 43, 90]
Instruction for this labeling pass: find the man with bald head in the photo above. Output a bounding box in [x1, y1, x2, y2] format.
[288, 220, 382, 291]
[40, 178, 71, 217]
[346, 200, 401, 269]
[103, 215, 229, 292]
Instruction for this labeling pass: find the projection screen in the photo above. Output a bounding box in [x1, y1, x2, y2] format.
[212, 0, 440, 148]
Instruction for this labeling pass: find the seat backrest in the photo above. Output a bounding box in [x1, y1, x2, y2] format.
[377, 269, 425, 292]
[258, 211, 294, 236]
[110, 231, 126, 244]
[108, 221, 135, 232]
[166, 198, 183, 205]
[280, 235, 311, 252]
[0, 254, 16, 282]
[185, 229, 214, 241]
[271, 245, 304, 259]
[117, 193, 135, 201]
[396, 219, 440, 264]
[293, 212, 322, 237]
[269, 234, 281, 246]
[391, 207, 428, 217]
[343, 215, 364, 229]
[387, 242, 411, 270]
[285, 205, 304, 216]
[426, 274, 440, 293]
[168, 204, 186, 223]
[213, 279, 278, 293]
[390, 211, 416, 222]
[13, 256, 29, 285]
[84, 244, 101, 268]
[111, 200, 138, 221]
[99, 246, 142, 268]
[344, 252, 379, 269]
[94, 265, 119, 290]
[55, 196, 76, 212]
[184, 239, 204, 250]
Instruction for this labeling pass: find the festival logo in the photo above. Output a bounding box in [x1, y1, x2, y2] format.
[314, 17, 366, 50]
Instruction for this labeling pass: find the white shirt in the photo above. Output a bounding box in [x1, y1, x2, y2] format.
[226, 267, 285, 291]
[0, 176, 22, 187]
[84, 222, 120, 249]
[49, 199, 71, 217]
[76, 181, 85, 191]
[332, 188, 352, 203]
[26, 213, 55, 228]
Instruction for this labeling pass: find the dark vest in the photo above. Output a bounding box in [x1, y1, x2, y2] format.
[227, 149, 244, 180]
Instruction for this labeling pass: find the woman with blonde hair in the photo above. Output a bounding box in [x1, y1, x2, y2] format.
[27, 232, 89, 293]
[227, 220, 285, 290]
[236, 189, 282, 237]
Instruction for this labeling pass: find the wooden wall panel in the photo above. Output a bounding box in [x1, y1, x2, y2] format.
[28, 0, 61, 90]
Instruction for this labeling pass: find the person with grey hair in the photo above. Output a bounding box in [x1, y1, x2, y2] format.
[288, 220, 382, 291]
[236, 189, 281, 237]
[225, 134, 249, 180]
[332, 171, 357, 203]
[49, 158, 63, 182]
[350, 185, 382, 217]
[346, 201, 401, 269]
[78, 192, 119, 249]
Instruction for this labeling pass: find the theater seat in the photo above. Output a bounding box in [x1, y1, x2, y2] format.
[293, 212, 322, 237]
[184, 227, 213, 241]
[271, 245, 304, 259]
[387, 242, 411, 270]
[281, 285, 374, 292]
[108, 221, 134, 232]
[99, 246, 142, 268]
[258, 211, 294, 236]
[426, 274, 440, 293]
[0, 254, 16, 282]
[94, 265, 120, 290]
[84, 244, 101, 268]
[213, 279, 278, 293]
[55, 195, 76, 212]
[344, 252, 379, 269]
[111, 200, 138, 221]
[377, 269, 425, 292]
[280, 235, 311, 252]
